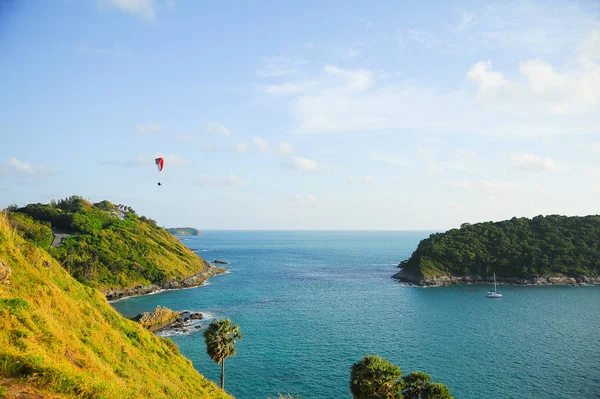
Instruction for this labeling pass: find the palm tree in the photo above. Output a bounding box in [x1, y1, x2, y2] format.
[203, 319, 243, 391]
[350, 355, 403, 399]
[402, 371, 432, 399]
[421, 382, 453, 399]
[402, 371, 454, 399]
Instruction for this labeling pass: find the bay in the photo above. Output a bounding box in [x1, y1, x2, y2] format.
[111, 231, 600, 399]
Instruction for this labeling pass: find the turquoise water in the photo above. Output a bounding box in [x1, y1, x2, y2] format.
[111, 231, 600, 399]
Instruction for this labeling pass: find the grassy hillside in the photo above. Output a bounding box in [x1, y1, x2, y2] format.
[9, 196, 213, 291]
[398, 215, 600, 281]
[0, 212, 231, 399]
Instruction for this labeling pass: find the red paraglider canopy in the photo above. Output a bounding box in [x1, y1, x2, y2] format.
[155, 157, 164, 172]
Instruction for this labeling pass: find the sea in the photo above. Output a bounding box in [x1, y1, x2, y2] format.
[111, 231, 600, 399]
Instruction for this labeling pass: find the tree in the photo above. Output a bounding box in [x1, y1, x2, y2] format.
[402, 372, 453, 399]
[203, 319, 243, 391]
[422, 382, 453, 399]
[349, 355, 403, 399]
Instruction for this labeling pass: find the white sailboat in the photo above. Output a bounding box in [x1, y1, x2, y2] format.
[486, 273, 503, 298]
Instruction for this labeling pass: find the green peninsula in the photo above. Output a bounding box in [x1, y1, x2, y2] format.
[167, 227, 203, 236]
[394, 215, 600, 286]
[7, 196, 223, 299]
[0, 212, 231, 399]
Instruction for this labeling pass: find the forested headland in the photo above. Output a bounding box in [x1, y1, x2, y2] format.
[395, 215, 600, 286]
[4, 196, 223, 297]
[167, 227, 203, 236]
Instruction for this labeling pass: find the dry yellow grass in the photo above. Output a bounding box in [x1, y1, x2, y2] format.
[0, 212, 232, 399]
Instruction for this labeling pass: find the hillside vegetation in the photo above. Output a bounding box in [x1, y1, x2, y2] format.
[8, 196, 213, 291]
[0, 212, 231, 398]
[397, 215, 600, 283]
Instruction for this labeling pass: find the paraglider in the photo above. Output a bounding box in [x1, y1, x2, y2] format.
[155, 157, 164, 186]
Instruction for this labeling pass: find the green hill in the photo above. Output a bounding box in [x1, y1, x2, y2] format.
[0, 211, 231, 398]
[395, 215, 600, 285]
[167, 227, 203, 236]
[8, 196, 222, 297]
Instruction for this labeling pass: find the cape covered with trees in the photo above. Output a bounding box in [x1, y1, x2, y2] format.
[395, 215, 600, 285]
[167, 227, 203, 236]
[5, 196, 220, 293]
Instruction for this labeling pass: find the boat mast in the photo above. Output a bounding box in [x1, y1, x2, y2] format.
[494, 273, 497, 293]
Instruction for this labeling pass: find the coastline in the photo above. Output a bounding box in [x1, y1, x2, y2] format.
[104, 262, 226, 301]
[392, 269, 600, 287]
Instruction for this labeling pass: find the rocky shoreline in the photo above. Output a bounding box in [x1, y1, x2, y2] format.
[104, 262, 226, 301]
[393, 268, 600, 287]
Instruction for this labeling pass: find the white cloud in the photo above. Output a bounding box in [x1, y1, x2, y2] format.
[0, 158, 54, 177]
[578, 30, 600, 62]
[196, 173, 248, 187]
[205, 121, 230, 137]
[467, 60, 511, 97]
[271, 34, 600, 137]
[253, 137, 269, 151]
[510, 153, 559, 172]
[279, 142, 293, 154]
[236, 143, 248, 152]
[324, 65, 374, 92]
[104, 0, 156, 21]
[287, 156, 320, 172]
[517, 55, 600, 114]
[332, 165, 342, 173]
[136, 123, 161, 135]
[365, 176, 373, 183]
[8, 158, 35, 174]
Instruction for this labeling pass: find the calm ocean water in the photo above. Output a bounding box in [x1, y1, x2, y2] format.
[111, 231, 600, 399]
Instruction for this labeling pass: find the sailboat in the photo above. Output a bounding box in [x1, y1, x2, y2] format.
[486, 273, 503, 298]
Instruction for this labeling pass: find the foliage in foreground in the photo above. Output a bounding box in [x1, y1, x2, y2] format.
[400, 215, 600, 279]
[350, 355, 403, 399]
[9, 196, 211, 290]
[0, 212, 231, 399]
[350, 355, 453, 399]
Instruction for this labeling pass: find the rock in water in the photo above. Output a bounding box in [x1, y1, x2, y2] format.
[213, 260, 230, 265]
[131, 305, 181, 332]
[189, 312, 203, 320]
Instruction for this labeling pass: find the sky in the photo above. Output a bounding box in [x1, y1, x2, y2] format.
[1, 0, 600, 230]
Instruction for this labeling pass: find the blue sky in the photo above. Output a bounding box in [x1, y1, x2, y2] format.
[1, 0, 600, 229]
